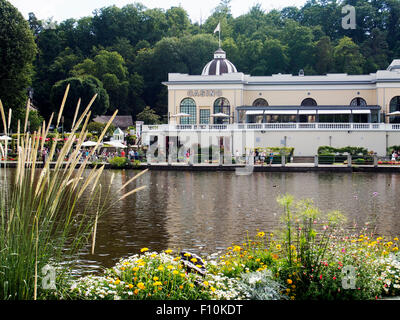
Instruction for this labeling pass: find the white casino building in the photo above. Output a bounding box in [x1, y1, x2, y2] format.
[141, 48, 400, 157]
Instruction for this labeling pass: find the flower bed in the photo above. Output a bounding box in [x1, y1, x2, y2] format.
[378, 161, 400, 165]
[66, 195, 400, 301]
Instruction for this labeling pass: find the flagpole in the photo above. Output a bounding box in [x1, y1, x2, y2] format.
[219, 21, 221, 47]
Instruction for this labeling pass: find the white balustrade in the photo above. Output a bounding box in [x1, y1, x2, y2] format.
[143, 123, 400, 132]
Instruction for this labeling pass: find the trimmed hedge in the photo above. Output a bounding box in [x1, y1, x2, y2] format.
[318, 146, 369, 156]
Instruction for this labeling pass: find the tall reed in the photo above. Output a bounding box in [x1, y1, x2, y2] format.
[0, 86, 147, 300]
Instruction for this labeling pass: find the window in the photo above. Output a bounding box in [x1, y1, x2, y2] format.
[301, 98, 317, 106]
[350, 97, 367, 106]
[300, 98, 317, 122]
[180, 98, 196, 124]
[200, 109, 210, 124]
[252, 98, 269, 107]
[213, 98, 230, 124]
[389, 96, 400, 123]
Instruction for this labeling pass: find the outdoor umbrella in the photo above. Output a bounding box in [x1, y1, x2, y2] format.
[82, 141, 100, 147]
[171, 112, 190, 124]
[104, 140, 127, 148]
[210, 113, 230, 118]
[171, 112, 190, 117]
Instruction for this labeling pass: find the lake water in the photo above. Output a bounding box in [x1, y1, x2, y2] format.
[73, 169, 400, 275]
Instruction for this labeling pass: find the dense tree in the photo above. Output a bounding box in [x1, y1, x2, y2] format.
[136, 106, 161, 124]
[6, 0, 400, 123]
[50, 76, 110, 129]
[0, 0, 37, 129]
[333, 36, 365, 74]
[72, 50, 129, 114]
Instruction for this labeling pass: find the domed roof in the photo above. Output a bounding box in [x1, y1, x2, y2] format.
[201, 48, 237, 76]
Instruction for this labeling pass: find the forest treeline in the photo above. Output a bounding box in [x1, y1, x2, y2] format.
[1, 0, 400, 128]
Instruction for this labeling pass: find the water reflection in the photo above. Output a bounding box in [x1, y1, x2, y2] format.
[3, 168, 400, 275]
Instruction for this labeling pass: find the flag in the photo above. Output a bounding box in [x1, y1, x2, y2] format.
[214, 22, 220, 34]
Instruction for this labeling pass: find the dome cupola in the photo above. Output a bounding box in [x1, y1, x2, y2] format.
[201, 48, 237, 76]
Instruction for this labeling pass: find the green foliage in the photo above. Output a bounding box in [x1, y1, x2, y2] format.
[387, 145, 400, 155]
[136, 106, 161, 124]
[0, 0, 37, 129]
[50, 76, 110, 129]
[318, 146, 369, 156]
[16, 0, 400, 121]
[108, 156, 128, 168]
[87, 121, 115, 136]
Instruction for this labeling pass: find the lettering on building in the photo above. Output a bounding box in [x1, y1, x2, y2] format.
[187, 89, 223, 97]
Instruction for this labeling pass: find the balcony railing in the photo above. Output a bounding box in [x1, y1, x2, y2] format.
[143, 123, 400, 132]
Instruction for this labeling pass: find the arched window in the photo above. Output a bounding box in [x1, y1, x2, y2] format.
[180, 98, 196, 124]
[350, 97, 367, 107]
[389, 96, 400, 123]
[252, 98, 269, 107]
[301, 98, 317, 106]
[213, 98, 230, 124]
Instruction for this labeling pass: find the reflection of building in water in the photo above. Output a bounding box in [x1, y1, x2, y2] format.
[142, 47, 400, 156]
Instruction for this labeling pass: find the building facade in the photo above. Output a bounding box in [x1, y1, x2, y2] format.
[142, 49, 400, 157]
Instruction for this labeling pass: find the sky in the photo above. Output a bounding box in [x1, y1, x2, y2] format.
[9, 0, 308, 24]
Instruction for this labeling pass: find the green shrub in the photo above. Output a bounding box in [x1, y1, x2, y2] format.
[318, 146, 369, 156]
[318, 153, 335, 164]
[108, 156, 128, 168]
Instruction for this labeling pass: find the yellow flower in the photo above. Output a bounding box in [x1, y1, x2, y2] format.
[276, 244, 282, 250]
[257, 232, 265, 238]
[184, 253, 192, 257]
[377, 237, 383, 241]
[153, 281, 162, 286]
[141, 248, 149, 252]
[203, 281, 209, 287]
[386, 242, 394, 247]
[180, 273, 186, 277]
[137, 283, 145, 290]
[123, 261, 130, 266]
[290, 245, 296, 251]
[287, 279, 293, 285]
[173, 257, 181, 261]
[393, 247, 399, 252]
[233, 246, 242, 252]
[151, 253, 157, 258]
[153, 276, 159, 281]
[190, 258, 198, 263]
[128, 284, 134, 289]
[383, 250, 389, 255]
[210, 286, 216, 292]
[196, 264, 203, 268]
[157, 266, 164, 271]
[114, 279, 121, 285]
[132, 267, 139, 272]
[165, 249, 173, 254]
[134, 289, 139, 295]
[189, 283, 194, 288]
[167, 265, 174, 270]
[394, 237, 399, 241]
[179, 285, 184, 290]
[173, 270, 179, 275]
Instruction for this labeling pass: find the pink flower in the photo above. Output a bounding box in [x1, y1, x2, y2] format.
[319, 275, 323, 280]
[341, 248, 346, 253]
